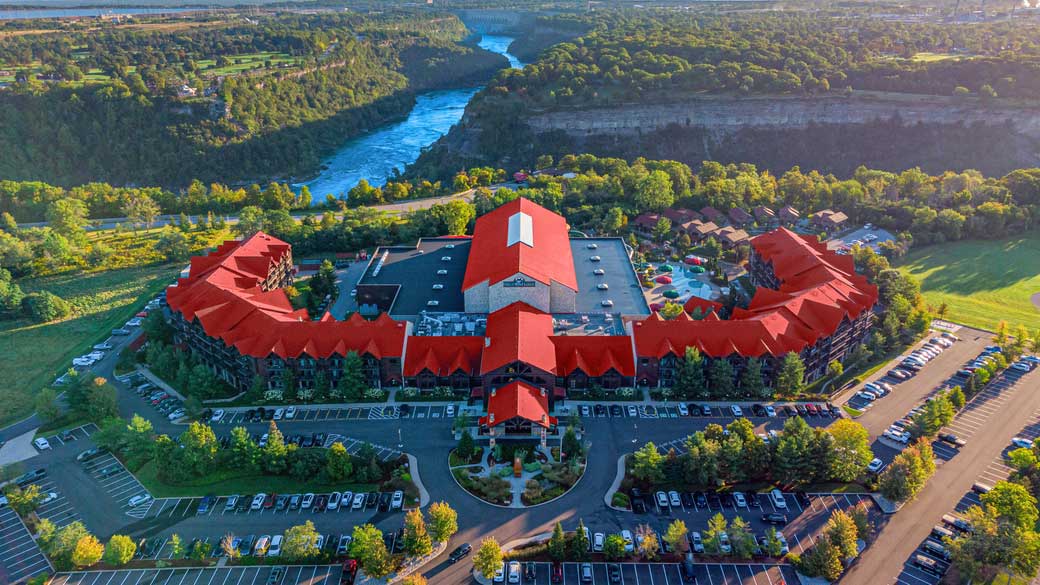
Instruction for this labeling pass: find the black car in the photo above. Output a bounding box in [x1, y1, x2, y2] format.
[239, 535, 255, 556]
[313, 495, 328, 512]
[686, 403, 701, 416]
[524, 563, 536, 581]
[707, 492, 721, 508]
[751, 404, 766, 417]
[448, 543, 472, 563]
[609, 564, 622, 584]
[256, 407, 267, 420]
[694, 492, 708, 508]
[399, 404, 411, 416]
[632, 499, 646, 514]
[262, 409, 274, 421]
[378, 492, 392, 511]
[939, 433, 967, 448]
[794, 404, 808, 416]
[609, 405, 623, 417]
[795, 492, 811, 507]
[236, 494, 252, 512]
[761, 513, 789, 525]
[275, 494, 289, 511]
[365, 492, 378, 508]
[314, 432, 327, 446]
[594, 404, 607, 416]
[382, 533, 395, 552]
[302, 436, 314, 448]
[827, 403, 842, 416]
[76, 447, 106, 463]
[630, 487, 644, 501]
[681, 492, 695, 508]
[748, 494, 762, 508]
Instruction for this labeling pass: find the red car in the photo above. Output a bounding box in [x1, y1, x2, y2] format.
[136, 311, 148, 318]
[804, 403, 818, 415]
[551, 562, 563, 583]
[263, 493, 276, 509]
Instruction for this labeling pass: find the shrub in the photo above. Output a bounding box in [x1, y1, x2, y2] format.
[612, 492, 631, 508]
[21, 291, 71, 322]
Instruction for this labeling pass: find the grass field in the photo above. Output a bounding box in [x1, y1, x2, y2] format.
[0, 263, 182, 426]
[135, 460, 377, 498]
[909, 51, 973, 62]
[895, 234, 1040, 332]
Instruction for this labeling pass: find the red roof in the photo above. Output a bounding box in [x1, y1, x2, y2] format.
[480, 302, 557, 374]
[633, 228, 877, 358]
[478, 381, 557, 429]
[462, 198, 577, 291]
[403, 336, 484, 377]
[682, 296, 723, 316]
[552, 335, 635, 377]
[166, 233, 407, 360]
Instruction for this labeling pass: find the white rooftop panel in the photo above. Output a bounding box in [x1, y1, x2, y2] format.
[507, 212, 534, 247]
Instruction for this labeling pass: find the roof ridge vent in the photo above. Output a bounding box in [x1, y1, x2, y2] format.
[506, 212, 534, 247]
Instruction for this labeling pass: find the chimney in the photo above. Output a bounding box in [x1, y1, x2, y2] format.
[485, 337, 491, 348]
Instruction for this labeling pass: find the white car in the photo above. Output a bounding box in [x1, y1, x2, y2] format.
[868, 458, 885, 473]
[621, 530, 634, 553]
[126, 318, 142, 327]
[87, 351, 105, 360]
[446, 404, 455, 417]
[93, 342, 113, 351]
[352, 492, 365, 509]
[167, 409, 186, 421]
[656, 491, 669, 508]
[72, 357, 96, 367]
[327, 491, 341, 510]
[730, 405, 743, 417]
[508, 561, 521, 584]
[689, 531, 704, 553]
[1011, 362, 1032, 373]
[764, 405, 776, 417]
[251, 493, 266, 510]
[718, 531, 732, 554]
[669, 490, 681, 507]
[128, 494, 152, 507]
[210, 409, 225, 422]
[33, 437, 51, 450]
[593, 532, 605, 552]
[391, 490, 404, 510]
[273, 408, 284, 420]
[627, 405, 638, 417]
[677, 403, 689, 416]
[268, 535, 282, 557]
[285, 406, 296, 419]
[40, 492, 59, 505]
[733, 492, 747, 508]
[300, 493, 314, 509]
[493, 566, 505, 584]
[1011, 437, 1034, 449]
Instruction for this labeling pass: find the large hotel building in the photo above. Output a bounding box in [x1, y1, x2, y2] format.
[165, 197, 876, 427]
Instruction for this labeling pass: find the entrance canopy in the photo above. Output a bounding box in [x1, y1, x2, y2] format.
[479, 381, 557, 429]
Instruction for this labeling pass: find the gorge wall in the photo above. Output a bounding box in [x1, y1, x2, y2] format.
[426, 93, 1040, 178]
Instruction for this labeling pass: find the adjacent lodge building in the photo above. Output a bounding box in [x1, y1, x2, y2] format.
[165, 198, 877, 438]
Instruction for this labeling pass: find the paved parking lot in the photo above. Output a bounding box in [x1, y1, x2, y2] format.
[38, 423, 98, 450]
[80, 451, 153, 517]
[27, 476, 83, 529]
[217, 405, 403, 426]
[52, 565, 343, 585]
[0, 504, 52, 584]
[892, 379, 1040, 585]
[135, 488, 405, 521]
[932, 367, 1036, 462]
[534, 560, 797, 585]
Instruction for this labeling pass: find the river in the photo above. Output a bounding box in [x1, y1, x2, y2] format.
[0, 7, 198, 19]
[296, 34, 523, 199]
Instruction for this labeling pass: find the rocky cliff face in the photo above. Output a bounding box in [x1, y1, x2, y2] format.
[423, 93, 1040, 178]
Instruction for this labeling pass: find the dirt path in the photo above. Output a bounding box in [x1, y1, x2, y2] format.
[1032, 292, 1040, 310]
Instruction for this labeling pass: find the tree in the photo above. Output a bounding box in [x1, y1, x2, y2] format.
[220, 534, 240, 560]
[571, 519, 590, 559]
[728, 516, 756, 560]
[351, 524, 392, 578]
[170, 534, 184, 558]
[674, 347, 707, 399]
[825, 509, 859, 561]
[603, 534, 627, 560]
[428, 501, 458, 543]
[664, 519, 688, 554]
[635, 524, 659, 560]
[326, 442, 353, 481]
[339, 351, 368, 400]
[456, 429, 475, 460]
[827, 420, 873, 481]
[548, 522, 567, 560]
[948, 385, 966, 410]
[282, 521, 321, 561]
[33, 387, 61, 422]
[123, 193, 161, 230]
[981, 481, 1038, 530]
[652, 217, 672, 241]
[228, 426, 259, 471]
[775, 353, 805, 395]
[827, 359, 843, 378]
[6, 484, 44, 515]
[262, 420, 288, 474]
[22, 291, 71, 322]
[773, 416, 815, 486]
[400, 576, 427, 585]
[739, 357, 768, 398]
[155, 228, 191, 261]
[704, 513, 728, 554]
[103, 535, 137, 566]
[71, 535, 104, 568]
[762, 528, 784, 557]
[474, 537, 504, 580]
[46, 198, 89, 243]
[402, 509, 433, 557]
[561, 426, 582, 460]
[635, 170, 675, 211]
[798, 540, 843, 581]
[631, 442, 663, 483]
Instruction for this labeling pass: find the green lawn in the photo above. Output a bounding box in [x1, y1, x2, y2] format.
[197, 52, 301, 77]
[135, 460, 377, 498]
[909, 52, 972, 62]
[0, 263, 181, 426]
[895, 234, 1040, 332]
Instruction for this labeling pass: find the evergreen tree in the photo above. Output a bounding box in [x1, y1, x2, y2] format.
[709, 359, 736, 398]
[775, 352, 806, 395]
[739, 357, 768, 398]
[673, 347, 706, 399]
[548, 522, 567, 560]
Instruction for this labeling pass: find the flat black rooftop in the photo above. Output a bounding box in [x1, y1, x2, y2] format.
[571, 238, 651, 317]
[359, 238, 469, 317]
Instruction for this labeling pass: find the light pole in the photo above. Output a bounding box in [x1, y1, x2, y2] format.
[632, 422, 638, 443]
[397, 427, 403, 449]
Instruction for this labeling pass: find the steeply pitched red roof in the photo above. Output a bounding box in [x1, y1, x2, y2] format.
[478, 381, 557, 428]
[403, 336, 484, 377]
[462, 198, 577, 291]
[480, 301, 557, 374]
[633, 228, 877, 358]
[166, 233, 407, 360]
[552, 335, 635, 377]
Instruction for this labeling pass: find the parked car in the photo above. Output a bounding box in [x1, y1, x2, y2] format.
[76, 447, 106, 462]
[769, 489, 787, 510]
[593, 533, 605, 552]
[391, 490, 404, 510]
[268, 535, 282, 557]
[251, 494, 266, 510]
[867, 458, 885, 473]
[730, 405, 743, 417]
[33, 437, 51, 450]
[761, 513, 788, 525]
[1011, 437, 1034, 449]
[448, 543, 472, 563]
[688, 531, 704, 553]
[656, 491, 669, 508]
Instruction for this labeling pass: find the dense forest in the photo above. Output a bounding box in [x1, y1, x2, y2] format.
[408, 11, 1040, 180]
[0, 11, 507, 187]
